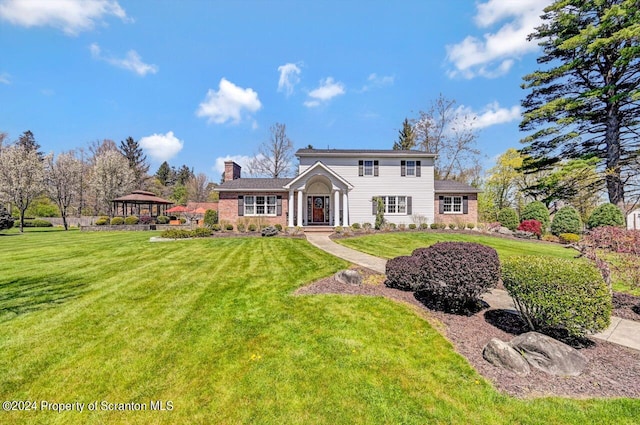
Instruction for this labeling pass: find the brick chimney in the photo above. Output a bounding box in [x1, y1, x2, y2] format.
[224, 161, 241, 182]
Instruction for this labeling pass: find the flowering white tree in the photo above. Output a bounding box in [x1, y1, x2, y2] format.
[90, 150, 135, 216]
[45, 151, 84, 230]
[0, 143, 45, 232]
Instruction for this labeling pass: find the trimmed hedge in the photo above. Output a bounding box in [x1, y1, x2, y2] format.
[587, 203, 624, 229]
[160, 228, 211, 239]
[95, 217, 109, 226]
[110, 217, 125, 225]
[16, 219, 53, 228]
[124, 216, 140, 225]
[156, 215, 170, 224]
[521, 201, 550, 230]
[558, 233, 580, 244]
[385, 256, 421, 291]
[502, 256, 611, 338]
[497, 207, 519, 231]
[551, 206, 582, 235]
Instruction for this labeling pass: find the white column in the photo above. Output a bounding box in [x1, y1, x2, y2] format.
[342, 191, 349, 227]
[296, 190, 304, 227]
[288, 190, 294, 227]
[333, 190, 340, 226]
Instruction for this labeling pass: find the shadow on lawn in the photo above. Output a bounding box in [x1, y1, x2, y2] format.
[0, 275, 88, 321]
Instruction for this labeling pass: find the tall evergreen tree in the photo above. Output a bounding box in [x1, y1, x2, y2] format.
[119, 136, 149, 189]
[520, 0, 640, 207]
[393, 118, 416, 150]
[17, 130, 43, 159]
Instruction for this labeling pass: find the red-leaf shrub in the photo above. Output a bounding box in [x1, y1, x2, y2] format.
[385, 256, 421, 291]
[411, 242, 500, 313]
[585, 226, 640, 255]
[517, 219, 542, 238]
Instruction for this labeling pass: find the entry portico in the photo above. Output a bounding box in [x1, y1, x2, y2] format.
[284, 161, 353, 227]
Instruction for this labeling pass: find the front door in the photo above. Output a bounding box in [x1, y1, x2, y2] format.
[312, 196, 325, 223]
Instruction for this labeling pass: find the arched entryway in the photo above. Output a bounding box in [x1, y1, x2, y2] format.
[305, 176, 332, 225]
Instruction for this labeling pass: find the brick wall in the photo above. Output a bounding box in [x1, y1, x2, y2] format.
[219, 191, 289, 227]
[434, 193, 478, 226]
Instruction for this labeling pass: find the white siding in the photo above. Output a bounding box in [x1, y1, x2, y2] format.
[299, 156, 435, 225]
[628, 210, 640, 230]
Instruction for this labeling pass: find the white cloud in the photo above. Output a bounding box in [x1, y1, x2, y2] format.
[446, 0, 551, 79]
[304, 77, 345, 108]
[0, 0, 129, 35]
[90, 43, 157, 76]
[457, 102, 521, 129]
[196, 78, 262, 125]
[213, 154, 258, 175]
[139, 131, 184, 162]
[277, 62, 302, 96]
[360, 73, 394, 91]
[0, 72, 10, 84]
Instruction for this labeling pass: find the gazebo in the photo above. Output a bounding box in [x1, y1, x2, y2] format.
[112, 190, 173, 218]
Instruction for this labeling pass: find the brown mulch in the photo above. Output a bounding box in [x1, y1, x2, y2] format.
[295, 267, 640, 399]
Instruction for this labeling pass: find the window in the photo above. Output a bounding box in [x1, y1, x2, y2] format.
[359, 160, 379, 176]
[406, 160, 416, 176]
[443, 196, 463, 214]
[381, 196, 407, 214]
[245, 195, 277, 216]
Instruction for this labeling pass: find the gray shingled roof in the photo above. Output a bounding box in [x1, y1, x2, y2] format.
[217, 178, 292, 191]
[434, 180, 482, 193]
[296, 148, 435, 156]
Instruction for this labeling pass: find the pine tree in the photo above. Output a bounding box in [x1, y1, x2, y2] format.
[119, 136, 149, 189]
[17, 130, 43, 159]
[393, 118, 416, 150]
[155, 161, 173, 186]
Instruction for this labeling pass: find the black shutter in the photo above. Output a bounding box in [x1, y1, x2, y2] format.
[401, 160, 406, 176]
[374, 160, 379, 176]
[439, 196, 444, 214]
[277, 196, 282, 216]
[358, 160, 364, 176]
[416, 161, 421, 177]
[463, 196, 468, 214]
[407, 196, 412, 215]
[238, 196, 244, 216]
[372, 197, 378, 215]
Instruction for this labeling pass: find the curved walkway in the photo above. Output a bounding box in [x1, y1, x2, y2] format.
[305, 231, 640, 352]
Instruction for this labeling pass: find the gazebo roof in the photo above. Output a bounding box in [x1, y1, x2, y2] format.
[112, 190, 173, 204]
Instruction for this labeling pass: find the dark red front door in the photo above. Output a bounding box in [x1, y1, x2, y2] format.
[312, 196, 325, 222]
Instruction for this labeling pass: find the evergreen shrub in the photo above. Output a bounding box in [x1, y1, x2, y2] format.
[551, 206, 582, 235]
[124, 216, 139, 225]
[497, 207, 519, 231]
[521, 201, 550, 230]
[587, 203, 624, 229]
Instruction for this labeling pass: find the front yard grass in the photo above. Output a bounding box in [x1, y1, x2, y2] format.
[0, 230, 638, 424]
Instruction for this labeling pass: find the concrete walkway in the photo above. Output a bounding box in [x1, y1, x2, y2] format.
[305, 231, 640, 352]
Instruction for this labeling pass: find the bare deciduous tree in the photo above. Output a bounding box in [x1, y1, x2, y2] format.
[185, 173, 211, 202]
[413, 94, 480, 183]
[90, 150, 135, 217]
[45, 151, 83, 230]
[247, 123, 294, 178]
[0, 143, 45, 231]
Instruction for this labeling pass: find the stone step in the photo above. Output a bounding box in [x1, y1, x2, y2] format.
[302, 226, 335, 233]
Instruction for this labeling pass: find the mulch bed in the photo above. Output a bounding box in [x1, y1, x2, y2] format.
[295, 267, 640, 399]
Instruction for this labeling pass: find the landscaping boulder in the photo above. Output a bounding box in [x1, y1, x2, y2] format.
[261, 226, 278, 237]
[497, 226, 513, 235]
[335, 270, 362, 286]
[511, 332, 587, 376]
[482, 338, 530, 377]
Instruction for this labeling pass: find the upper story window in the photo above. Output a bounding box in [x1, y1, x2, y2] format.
[359, 160, 379, 177]
[401, 160, 421, 177]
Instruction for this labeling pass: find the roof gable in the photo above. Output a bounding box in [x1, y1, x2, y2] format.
[284, 161, 353, 190]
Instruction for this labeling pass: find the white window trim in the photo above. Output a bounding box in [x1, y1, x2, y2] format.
[244, 195, 277, 216]
[363, 160, 374, 176]
[405, 160, 416, 177]
[382, 195, 407, 215]
[443, 196, 463, 214]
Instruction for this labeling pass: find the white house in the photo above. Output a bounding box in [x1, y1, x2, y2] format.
[217, 149, 480, 228]
[628, 209, 640, 230]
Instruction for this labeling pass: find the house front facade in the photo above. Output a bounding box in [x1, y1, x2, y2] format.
[217, 149, 480, 228]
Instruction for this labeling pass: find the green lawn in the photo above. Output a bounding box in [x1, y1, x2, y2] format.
[335, 231, 577, 260]
[0, 229, 638, 424]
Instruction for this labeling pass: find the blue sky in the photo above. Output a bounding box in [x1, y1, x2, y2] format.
[0, 0, 551, 180]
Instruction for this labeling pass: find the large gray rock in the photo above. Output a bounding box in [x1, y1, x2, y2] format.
[261, 226, 278, 237]
[511, 332, 587, 376]
[335, 270, 362, 286]
[497, 226, 513, 235]
[482, 338, 530, 376]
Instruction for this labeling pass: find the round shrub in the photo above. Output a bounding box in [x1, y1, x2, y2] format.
[248, 224, 257, 232]
[237, 223, 246, 232]
[192, 228, 211, 238]
[124, 216, 139, 225]
[139, 216, 153, 225]
[448, 223, 456, 229]
[334, 226, 343, 234]
[521, 201, 550, 230]
[411, 242, 501, 313]
[558, 233, 580, 244]
[517, 219, 542, 238]
[430, 223, 438, 229]
[179, 218, 187, 224]
[95, 217, 108, 226]
[363, 222, 372, 230]
[420, 223, 429, 230]
[274, 223, 283, 232]
[385, 256, 421, 291]
[408, 223, 417, 230]
[587, 203, 624, 229]
[156, 215, 170, 224]
[497, 207, 519, 231]
[351, 222, 361, 230]
[551, 206, 582, 235]
[0, 209, 15, 231]
[502, 256, 611, 338]
[225, 224, 234, 231]
[466, 222, 475, 229]
[211, 224, 221, 231]
[110, 217, 125, 225]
